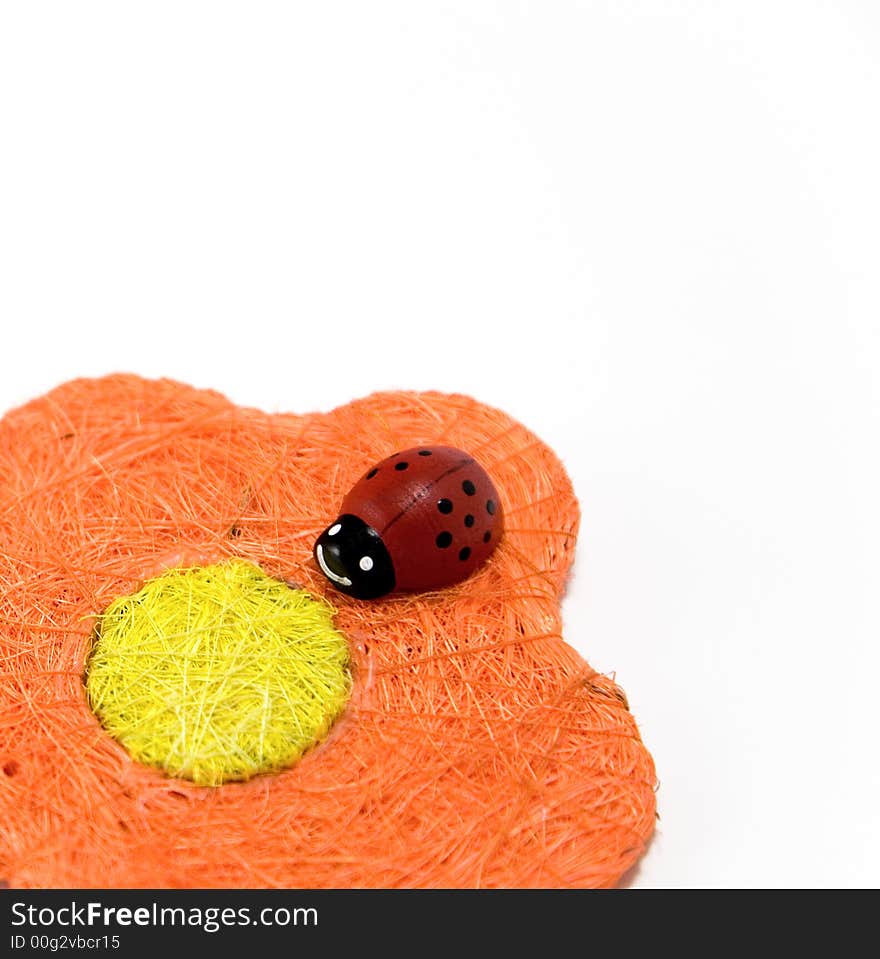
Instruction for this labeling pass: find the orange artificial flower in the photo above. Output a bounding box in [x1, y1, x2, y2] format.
[0, 375, 655, 888]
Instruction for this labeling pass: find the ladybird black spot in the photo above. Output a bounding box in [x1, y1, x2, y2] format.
[462, 480, 476, 496]
[436, 531, 453, 549]
[418, 449, 432, 456]
[438, 498, 453, 514]
[464, 514, 474, 527]
[483, 531, 491, 543]
[486, 499, 496, 515]
[458, 546, 471, 561]
[395, 461, 409, 471]
[366, 467, 379, 479]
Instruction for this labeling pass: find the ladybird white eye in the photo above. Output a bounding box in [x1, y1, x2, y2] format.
[359, 555, 374, 572]
[328, 523, 342, 536]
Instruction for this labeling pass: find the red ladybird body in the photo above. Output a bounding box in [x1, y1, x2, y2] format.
[314, 445, 503, 598]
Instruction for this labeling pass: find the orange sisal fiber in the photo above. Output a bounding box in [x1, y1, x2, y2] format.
[0, 375, 656, 888]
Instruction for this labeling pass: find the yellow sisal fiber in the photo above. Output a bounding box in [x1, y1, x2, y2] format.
[86, 559, 351, 786]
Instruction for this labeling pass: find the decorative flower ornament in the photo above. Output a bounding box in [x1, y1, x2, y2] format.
[0, 375, 655, 888]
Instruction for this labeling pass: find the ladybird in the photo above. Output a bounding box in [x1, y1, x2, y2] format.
[314, 446, 503, 599]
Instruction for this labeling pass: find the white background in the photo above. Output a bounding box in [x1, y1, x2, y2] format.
[1, 2, 878, 888]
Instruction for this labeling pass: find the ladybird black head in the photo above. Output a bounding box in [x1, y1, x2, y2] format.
[313, 514, 395, 600]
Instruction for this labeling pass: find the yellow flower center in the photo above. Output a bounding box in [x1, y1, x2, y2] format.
[86, 559, 351, 786]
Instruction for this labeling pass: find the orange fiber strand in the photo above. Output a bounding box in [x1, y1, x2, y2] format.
[0, 375, 656, 888]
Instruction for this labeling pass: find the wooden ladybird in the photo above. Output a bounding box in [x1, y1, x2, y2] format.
[314, 446, 503, 599]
